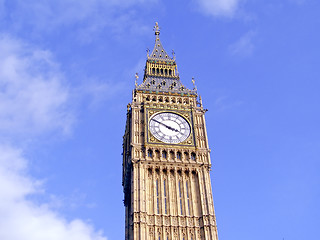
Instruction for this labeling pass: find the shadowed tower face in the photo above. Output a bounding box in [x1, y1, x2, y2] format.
[122, 22, 219, 240]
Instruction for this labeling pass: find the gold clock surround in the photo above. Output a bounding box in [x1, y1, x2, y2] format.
[146, 109, 195, 146]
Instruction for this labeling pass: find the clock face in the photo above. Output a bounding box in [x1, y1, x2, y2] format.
[149, 112, 191, 144]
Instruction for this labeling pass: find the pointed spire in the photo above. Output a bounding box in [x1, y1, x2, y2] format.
[149, 22, 173, 61]
[135, 22, 197, 96]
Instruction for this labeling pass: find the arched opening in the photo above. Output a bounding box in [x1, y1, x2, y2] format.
[169, 150, 175, 160]
[162, 150, 167, 159]
[177, 151, 182, 160]
[191, 152, 196, 161]
[155, 149, 160, 159]
[147, 149, 153, 158]
[184, 152, 189, 160]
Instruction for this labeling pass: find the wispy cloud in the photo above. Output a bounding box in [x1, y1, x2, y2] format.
[229, 31, 256, 57]
[195, 0, 242, 17]
[0, 144, 106, 240]
[0, 35, 73, 137]
[0, 34, 122, 240]
[2, 0, 157, 42]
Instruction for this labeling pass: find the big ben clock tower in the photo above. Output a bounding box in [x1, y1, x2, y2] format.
[122, 23, 219, 240]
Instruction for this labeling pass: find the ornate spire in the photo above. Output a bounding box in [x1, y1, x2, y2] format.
[135, 22, 197, 96]
[149, 22, 173, 61]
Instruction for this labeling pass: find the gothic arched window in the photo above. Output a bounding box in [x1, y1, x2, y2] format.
[156, 179, 160, 214]
[155, 150, 160, 159]
[184, 152, 189, 160]
[186, 181, 191, 215]
[164, 179, 167, 214]
[162, 151, 167, 159]
[177, 152, 181, 160]
[170, 150, 175, 160]
[178, 180, 183, 215]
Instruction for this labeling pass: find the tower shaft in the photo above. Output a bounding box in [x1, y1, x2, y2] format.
[122, 23, 219, 240]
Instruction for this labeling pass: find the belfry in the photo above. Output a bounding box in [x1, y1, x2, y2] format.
[122, 23, 219, 240]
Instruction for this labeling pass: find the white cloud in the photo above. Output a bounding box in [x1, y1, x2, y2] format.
[229, 31, 256, 57]
[0, 144, 107, 240]
[0, 35, 73, 137]
[0, 35, 117, 239]
[196, 0, 242, 17]
[4, 0, 157, 42]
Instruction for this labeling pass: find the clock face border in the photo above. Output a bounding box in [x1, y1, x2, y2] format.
[146, 109, 195, 146]
[149, 112, 191, 144]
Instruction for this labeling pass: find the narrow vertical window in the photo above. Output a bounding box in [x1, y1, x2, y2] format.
[164, 179, 167, 214]
[178, 180, 183, 215]
[177, 152, 181, 160]
[156, 179, 160, 214]
[186, 181, 190, 215]
[162, 151, 167, 159]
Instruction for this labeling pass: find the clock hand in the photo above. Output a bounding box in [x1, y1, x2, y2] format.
[151, 119, 179, 132]
[167, 125, 179, 132]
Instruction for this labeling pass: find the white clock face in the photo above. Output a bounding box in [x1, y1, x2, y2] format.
[149, 112, 191, 144]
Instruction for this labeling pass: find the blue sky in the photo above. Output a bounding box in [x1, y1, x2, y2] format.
[0, 0, 319, 239]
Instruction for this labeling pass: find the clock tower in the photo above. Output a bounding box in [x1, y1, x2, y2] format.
[122, 23, 219, 240]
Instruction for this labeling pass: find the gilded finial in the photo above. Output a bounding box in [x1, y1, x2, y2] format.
[146, 48, 150, 57]
[135, 73, 139, 87]
[192, 77, 197, 90]
[154, 22, 160, 35]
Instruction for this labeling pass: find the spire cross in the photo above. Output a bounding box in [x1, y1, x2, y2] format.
[154, 22, 160, 35]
